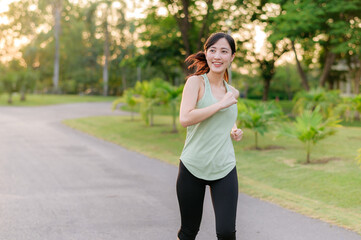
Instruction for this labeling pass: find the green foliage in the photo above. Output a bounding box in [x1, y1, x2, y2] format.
[134, 80, 159, 126]
[2, 72, 18, 104]
[270, 63, 303, 100]
[155, 80, 184, 132]
[113, 89, 139, 120]
[335, 95, 361, 122]
[139, 0, 248, 80]
[18, 69, 39, 101]
[279, 107, 341, 163]
[237, 100, 284, 149]
[124, 78, 184, 130]
[267, 0, 361, 89]
[292, 88, 341, 118]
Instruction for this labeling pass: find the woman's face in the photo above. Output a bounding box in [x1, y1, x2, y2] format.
[205, 38, 235, 75]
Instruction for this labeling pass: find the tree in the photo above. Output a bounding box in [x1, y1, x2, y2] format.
[140, 0, 248, 79]
[85, 0, 131, 95]
[99, 1, 111, 96]
[38, 0, 64, 92]
[18, 69, 38, 101]
[235, 1, 290, 100]
[52, 0, 62, 93]
[2, 72, 18, 104]
[267, 0, 361, 90]
[0, 0, 42, 55]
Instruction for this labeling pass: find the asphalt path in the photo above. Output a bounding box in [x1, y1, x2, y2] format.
[0, 102, 360, 240]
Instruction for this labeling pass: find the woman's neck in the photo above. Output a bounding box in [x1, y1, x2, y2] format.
[207, 71, 224, 87]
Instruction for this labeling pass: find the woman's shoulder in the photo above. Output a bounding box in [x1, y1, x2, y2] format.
[187, 74, 204, 82]
[186, 75, 205, 87]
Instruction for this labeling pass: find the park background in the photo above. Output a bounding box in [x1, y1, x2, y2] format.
[1, 0, 361, 235]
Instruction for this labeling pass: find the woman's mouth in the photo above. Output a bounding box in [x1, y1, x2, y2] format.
[212, 62, 223, 67]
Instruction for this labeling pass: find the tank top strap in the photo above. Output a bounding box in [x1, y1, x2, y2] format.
[224, 80, 231, 92]
[201, 74, 211, 93]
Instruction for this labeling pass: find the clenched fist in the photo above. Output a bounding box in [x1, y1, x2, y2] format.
[219, 92, 237, 109]
[231, 128, 243, 141]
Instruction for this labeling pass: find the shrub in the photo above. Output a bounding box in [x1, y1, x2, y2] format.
[335, 94, 361, 122]
[292, 88, 341, 119]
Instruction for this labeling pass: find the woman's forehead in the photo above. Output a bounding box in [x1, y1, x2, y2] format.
[209, 38, 231, 49]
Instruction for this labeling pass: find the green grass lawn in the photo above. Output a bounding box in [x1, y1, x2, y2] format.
[0, 93, 117, 106]
[64, 114, 361, 234]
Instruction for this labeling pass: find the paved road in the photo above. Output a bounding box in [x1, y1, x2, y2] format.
[0, 102, 360, 240]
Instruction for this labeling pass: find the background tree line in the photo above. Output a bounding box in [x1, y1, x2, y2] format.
[0, 0, 360, 102]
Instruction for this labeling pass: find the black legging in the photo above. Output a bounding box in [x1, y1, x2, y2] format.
[176, 161, 238, 240]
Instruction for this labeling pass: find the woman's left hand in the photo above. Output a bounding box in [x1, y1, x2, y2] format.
[231, 128, 243, 141]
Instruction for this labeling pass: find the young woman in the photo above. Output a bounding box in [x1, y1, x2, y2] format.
[177, 32, 243, 240]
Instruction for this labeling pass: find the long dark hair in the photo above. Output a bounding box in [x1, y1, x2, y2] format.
[185, 32, 236, 82]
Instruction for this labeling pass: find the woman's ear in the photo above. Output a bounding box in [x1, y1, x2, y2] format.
[231, 53, 235, 62]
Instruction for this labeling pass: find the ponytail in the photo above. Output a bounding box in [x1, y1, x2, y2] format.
[185, 51, 230, 82]
[185, 51, 209, 80]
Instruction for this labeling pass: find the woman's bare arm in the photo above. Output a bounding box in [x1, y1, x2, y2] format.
[179, 76, 237, 128]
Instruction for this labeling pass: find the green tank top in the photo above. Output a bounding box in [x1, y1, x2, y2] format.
[180, 74, 238, 180]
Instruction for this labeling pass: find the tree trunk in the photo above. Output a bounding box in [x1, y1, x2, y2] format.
[262, 78, 270, 101]
[8, 93, 13, 104]
[20, 90, 26, 101]
[319, 51, 336, 87]
[255, 132, 259, 150]
[354, 59, 361, 95]
[121, 69, 127, 94]
[291, 40, 309, 91]
[306, 151, 310, 164]
[52, 0, 62, 93]
[306, 141, 311, 164]
[102, 7, 110, 97]
[165, 0, 191, 64]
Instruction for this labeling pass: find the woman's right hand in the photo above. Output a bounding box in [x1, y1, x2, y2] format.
[218, 92, 237, 109]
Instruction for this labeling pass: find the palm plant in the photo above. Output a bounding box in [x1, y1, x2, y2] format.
[237, 101, 284, 149]
[279, 107, 341, 164]
[112, 89, 139, 120]
[156, 80, 183, 133]
[134, 79, 160, 126]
